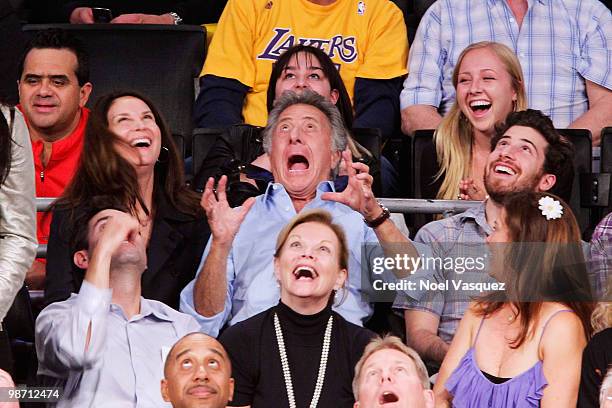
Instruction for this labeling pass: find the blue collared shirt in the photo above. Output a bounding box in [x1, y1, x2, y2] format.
[181, 181, 403, 337]
[36, 281, 201, 408]
[400, 0, 612, 127]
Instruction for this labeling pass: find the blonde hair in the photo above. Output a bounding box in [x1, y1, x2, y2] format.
[435, 41, 527, 200]
[591, 300, 612, 334]
[352, 335, 430, 399]
[274, 209, 348, 272]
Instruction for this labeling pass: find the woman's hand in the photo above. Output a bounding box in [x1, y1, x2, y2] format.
[458, 178, 486, 201]
[321, 151, 380, 221]
[201, 176, 255, 247]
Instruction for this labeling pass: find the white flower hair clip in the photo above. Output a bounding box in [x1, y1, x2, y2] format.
[538, 196, 563, 220]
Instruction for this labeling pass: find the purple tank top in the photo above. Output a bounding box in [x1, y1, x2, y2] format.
[445, 309, 574, 408]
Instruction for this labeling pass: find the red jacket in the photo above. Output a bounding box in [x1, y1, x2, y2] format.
[23, 107, 89, 247]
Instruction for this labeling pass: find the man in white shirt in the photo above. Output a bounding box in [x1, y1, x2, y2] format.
[36, 207, 200, 407]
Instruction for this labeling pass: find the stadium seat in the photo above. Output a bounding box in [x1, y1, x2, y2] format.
[191, 127, 226, 191]
[22, 24, 207, 155]
[599, 126, 612, 216]
[557, 129, 594, 237]
[4, 285, 37, 386]
[407, 129, 439, 234]
[0, 2, 28, 104]
[352, 127, 383, 196]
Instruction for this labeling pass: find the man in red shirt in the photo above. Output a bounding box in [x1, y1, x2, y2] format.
[18, 29, 92, 288]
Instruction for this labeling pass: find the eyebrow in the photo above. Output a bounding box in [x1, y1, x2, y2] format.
[174, 348, 227, 361]
[23, 74, 70, 81]
[283, 65, 324, 72]
[520, 138, 538, 152]
[92, 215, 110, 229]
[111, 110, 154, 119]
[458, 68, 497, 75]
[497, 135, 538, 152]
[363, 359, 412, 371]
[287, 234, 334, 245]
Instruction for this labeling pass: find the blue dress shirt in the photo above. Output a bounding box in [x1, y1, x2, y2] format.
[36, 281, 201, 407]
[180, 181, 408, 337]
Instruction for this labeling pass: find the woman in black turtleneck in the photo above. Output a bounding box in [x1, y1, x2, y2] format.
[219, 209, 374, 407]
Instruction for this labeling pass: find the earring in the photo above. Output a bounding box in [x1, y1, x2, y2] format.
[157, 146, 169, 163]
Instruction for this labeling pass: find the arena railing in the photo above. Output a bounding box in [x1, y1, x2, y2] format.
[34, 197, 480, 258]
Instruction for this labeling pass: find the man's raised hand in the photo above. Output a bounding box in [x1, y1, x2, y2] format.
[201, 176, 255, 246]
[321, 151, 382, 221]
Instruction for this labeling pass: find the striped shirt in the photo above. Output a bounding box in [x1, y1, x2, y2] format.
[400, 0, 612, 128]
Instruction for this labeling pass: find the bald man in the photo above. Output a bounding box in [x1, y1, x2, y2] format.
[161, 333, 234, 408]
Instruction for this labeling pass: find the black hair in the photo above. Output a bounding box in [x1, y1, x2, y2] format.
[266, 45, 353, 129]
[18, 28, 90, 86]
[491, 109, 575, 203]
[70, 197, 128, 253]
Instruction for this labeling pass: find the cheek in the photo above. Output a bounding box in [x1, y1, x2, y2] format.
[113, 132, 132, 148]
[276, 80, 290, 95]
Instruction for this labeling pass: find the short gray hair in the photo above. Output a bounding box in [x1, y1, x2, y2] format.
[262, 90, 348, 154]
[352, 335, 430, 400]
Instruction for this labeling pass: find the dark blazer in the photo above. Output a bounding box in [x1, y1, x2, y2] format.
[44, 194, 210, 310]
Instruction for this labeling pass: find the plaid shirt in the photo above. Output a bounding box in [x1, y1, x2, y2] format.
[394, 202, 492, 344]
[400, 0, 612, 128]
[590, 212, 612, 299]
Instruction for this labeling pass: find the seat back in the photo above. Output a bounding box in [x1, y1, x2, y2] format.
[0, 3, 28, 104]
[192, 127, 225, 180]
[22, 24, 207, 154]
[600, 127, 612, 216]
[557, 129, 592, 235]
[352, 127, 383, 196]
[4, 285, 37, 385]
[408, 129, 439, 233]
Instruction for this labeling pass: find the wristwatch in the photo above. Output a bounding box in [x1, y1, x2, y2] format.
[168, 12, 183, 25]
[364, 201, 390, 228]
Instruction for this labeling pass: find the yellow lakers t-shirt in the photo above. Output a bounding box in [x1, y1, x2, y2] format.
[202, 0, 408, 126]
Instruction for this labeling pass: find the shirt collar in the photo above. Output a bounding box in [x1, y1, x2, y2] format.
[110, 298, 175, 323]
[262, 180, 336, 202]
[456, 201, 492, 235]
[490, 0, 545, 7]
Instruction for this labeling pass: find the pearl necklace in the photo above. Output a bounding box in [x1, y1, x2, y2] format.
[274, 312, 333, 408]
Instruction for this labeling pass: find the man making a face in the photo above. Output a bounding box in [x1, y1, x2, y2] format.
[162, 332, 234, 408]
[181, 90, 419, 337]
[353, 335, 435, 408]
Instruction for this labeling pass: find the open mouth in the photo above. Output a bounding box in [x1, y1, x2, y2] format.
[493, 163, 517, 176]
[288, 154, 309, 172]
[469, 100, 492, 115]
[131, 138, 152, 148]
[379, 391, 399, 404]
[292, 265, 318, 280]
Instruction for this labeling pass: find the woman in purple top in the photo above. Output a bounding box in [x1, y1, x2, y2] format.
[434, 191, 593, 407]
